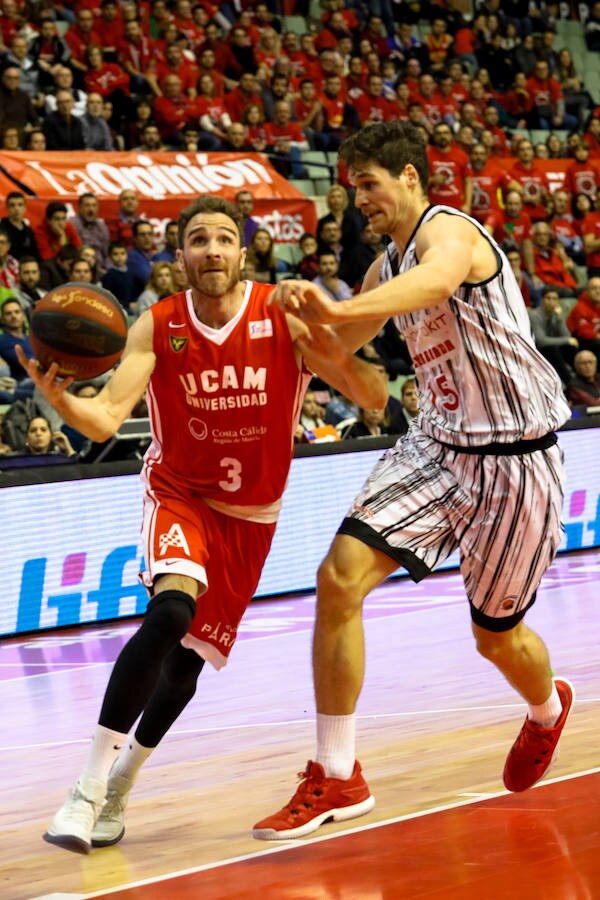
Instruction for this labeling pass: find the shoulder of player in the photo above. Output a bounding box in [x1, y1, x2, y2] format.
[126, 308, 155, 351]
[416, 210, 480, 250]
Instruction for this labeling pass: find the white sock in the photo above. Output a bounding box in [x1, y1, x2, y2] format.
[316, 713, 356, 780]
[528, 683, 562, 727]
[110, 736, 154, 785]
[80, 725, 127, 786]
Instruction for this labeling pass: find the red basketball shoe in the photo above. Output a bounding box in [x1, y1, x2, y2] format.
[503, 678, 574, 793]
[253, 760, 375, 840]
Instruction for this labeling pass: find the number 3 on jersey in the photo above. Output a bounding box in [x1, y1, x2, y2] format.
[219, 457, 242, 492]
[431, 373, 459, 411]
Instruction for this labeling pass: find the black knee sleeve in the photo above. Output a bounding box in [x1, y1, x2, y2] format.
[134, 644, 205, 748]
[98, 590, 196, 733]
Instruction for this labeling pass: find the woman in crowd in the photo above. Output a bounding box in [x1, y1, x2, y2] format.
[241, 102, 267, 152]
[342, 407, 392, 440]
[136, 261, 176, 315]
[244, 228, 281, 285]
[23, 416, 76, 458]
[317, 184, 362, 253]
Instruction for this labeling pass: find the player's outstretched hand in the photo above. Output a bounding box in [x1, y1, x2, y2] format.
[269, 279, 341, 324]
[16, 345, 74, 406]
[295, 323, 351, 368]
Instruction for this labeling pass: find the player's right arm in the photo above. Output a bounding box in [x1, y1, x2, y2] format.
[17, 311, 156, 442]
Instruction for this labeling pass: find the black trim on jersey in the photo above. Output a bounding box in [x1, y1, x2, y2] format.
[337, 517, 431, 582]
[425, 206, 503, 288]
[438, 432, 557, 456]
[470, 592, 537, 632]
[399, 204, 435, 269]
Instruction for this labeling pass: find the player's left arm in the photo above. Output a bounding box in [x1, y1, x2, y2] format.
[282, 215, 479, 326]
[286, 316, 389, 410]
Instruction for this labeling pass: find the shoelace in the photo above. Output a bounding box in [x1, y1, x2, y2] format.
[512, 720, 556, 758]
[100, 790, 127, 819]
[288, 766, 325, 815]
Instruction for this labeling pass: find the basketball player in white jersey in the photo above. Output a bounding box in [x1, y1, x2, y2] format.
[254, 121, 574, 840]
[18, 196, 387, 854]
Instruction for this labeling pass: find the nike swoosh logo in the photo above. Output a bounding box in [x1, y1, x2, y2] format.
[168, 322, 186, 328]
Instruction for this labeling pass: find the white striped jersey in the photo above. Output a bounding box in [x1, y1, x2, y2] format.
[381, 205, 571, 446]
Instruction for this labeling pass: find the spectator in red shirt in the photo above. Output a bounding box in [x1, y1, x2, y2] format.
[118, 18, 157, 94]
[481, 105, 509, 157]
[354, 74, 395, 126]
[566, 279, 600, 363]
[172, 0, 205, 52]
[320, 74, 357, 146]
[469, 142, 504, 223]
[263, 98, 309, 179]
[242, 102, 268, 153]
[154, 73, 204, 148]
[502, 71, 533, 128]
[581, 191, 600, 277]
[564, 140, 600, 201]
[412, 72, 443, 128]
[550, 189, 585, 264]
[436, 74, 460, 130]
[84, 45, 132, 128]
[94, 0, 124, 60]
[106, 189, 139, 249]
[224, 72, 263, 125]
[526, 59, 578, 132]
[34, 201, 83, 262]
[322, 0, 360, 34]
[196, 73, 231, 149]
[150, 40, 199, 99]
[360, 15, 391, 59]
[293, 79, 329, 150]
[507, 138, 551, 223]
[583, 115, 600, 159]
[485, 190, 537, 284]
[531, 221, 579, 297]
[65, 7, 101, 83]
[427, 121, 472, 213]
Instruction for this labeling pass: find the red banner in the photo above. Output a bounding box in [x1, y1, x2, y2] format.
[0, 151, 317, 243]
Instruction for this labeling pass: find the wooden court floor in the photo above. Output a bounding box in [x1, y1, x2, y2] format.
[1, 548, 599, 899]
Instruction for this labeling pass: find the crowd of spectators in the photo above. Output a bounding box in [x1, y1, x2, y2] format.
[1, 0, 600, 461]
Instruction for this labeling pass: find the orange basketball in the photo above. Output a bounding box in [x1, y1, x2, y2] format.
[30, 282, 128, 380]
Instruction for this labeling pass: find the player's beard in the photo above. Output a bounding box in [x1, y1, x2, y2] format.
[187, 262, 242, 297]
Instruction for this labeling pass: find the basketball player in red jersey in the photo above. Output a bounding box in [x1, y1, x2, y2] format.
[19, 196, 387, 854]
[255, 121, 574, 841]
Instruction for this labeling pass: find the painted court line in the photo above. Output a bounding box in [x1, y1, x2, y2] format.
[30, 765, 600, 900]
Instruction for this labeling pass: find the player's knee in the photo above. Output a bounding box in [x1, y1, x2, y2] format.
[473, 620, 523, 662]
[145, 590, 196, 641]
[316, 556, 364, 622]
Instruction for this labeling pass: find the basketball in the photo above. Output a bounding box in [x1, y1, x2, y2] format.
[30, 282, 128, 380]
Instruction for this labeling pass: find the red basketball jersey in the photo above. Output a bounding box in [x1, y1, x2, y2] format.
[143, 282, 309, 510]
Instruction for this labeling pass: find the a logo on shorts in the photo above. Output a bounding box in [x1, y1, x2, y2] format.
[159, 523, 191, 556]
[169, 335, 188, 352]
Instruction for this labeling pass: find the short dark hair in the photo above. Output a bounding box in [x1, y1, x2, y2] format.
[178, 196, 243, 248]
[0, 296, 21, 316]
[6, 190, 24, 202]
[45, 200, 67, 219]
[19, 255, 38, 267]
[340, 121, 429, 191]
[132, 219, 153, 238]
[339, 121, 429, 192]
